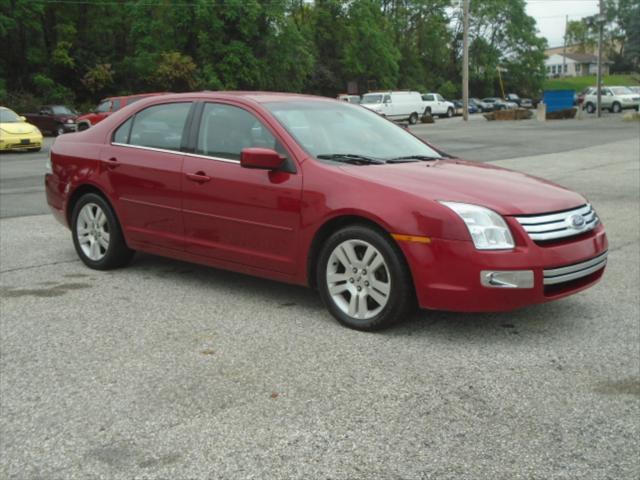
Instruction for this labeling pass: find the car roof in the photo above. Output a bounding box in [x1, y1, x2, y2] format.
[116, 91, 339, 105]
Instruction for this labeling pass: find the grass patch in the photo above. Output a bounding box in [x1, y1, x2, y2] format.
[543, 74, 640, 92]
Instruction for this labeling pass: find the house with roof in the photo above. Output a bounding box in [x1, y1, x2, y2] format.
[544, 52, 612, 78]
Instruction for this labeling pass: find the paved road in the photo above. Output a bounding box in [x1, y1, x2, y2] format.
[1, 133, 638, 478]
[0, 137, 53, 219]
[1, 116, 638, 218]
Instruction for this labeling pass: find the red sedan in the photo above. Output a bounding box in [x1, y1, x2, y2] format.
[45, 92, 608, 330]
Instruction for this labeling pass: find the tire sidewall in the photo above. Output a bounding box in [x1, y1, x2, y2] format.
[71, 193, 129, 270]
[612, 102, 621, 113]
[409, 112, 418, 124]
[316, 225, 413, 331]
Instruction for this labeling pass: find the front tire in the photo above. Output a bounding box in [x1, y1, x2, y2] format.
[446, 107, 454, 118]
[611, 102, 621, 113]
[317, 225, 416, 331]
[408, 112, 418, 125]
[71, 193, 134, 270]
[55, 125, 65, 136]
[585, 102, 595, 114]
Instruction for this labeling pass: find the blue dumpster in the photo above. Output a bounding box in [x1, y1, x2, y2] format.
[543, 89, 575, 113]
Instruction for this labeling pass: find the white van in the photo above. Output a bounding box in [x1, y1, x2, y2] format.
[360, 91, 425, 124]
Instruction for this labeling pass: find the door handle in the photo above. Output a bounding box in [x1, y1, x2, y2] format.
[186, 171, 212, 183]
[106, 157, 119, 169]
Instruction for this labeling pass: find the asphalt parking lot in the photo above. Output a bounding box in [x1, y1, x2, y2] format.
[1, 117, 639, 479]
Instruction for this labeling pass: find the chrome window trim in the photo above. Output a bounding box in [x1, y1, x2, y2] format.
[543, 251, 608, 285]
[110, 142, 240, 164]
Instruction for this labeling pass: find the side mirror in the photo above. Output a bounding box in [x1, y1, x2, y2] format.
[19, 116, 26, 122]
[240, 147, 284, 170]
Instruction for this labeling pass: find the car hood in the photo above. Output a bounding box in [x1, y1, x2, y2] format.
[340, 159, 586, 215]
[0, 122, 38, 134]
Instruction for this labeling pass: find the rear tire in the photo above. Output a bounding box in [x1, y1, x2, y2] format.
[71, 193, 134, 270]
[585, 102, 595, 114]
[316, 225, 416, 331]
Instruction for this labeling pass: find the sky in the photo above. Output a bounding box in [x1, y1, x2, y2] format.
[525, 0, 600, 48]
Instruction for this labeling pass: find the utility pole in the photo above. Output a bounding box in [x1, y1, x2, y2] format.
[562, 15, 568, 77]
[462, 0, 470, 121]
[596, 0, 605, 118]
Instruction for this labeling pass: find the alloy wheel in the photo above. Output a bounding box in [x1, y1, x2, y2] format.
[76, 202, 110, 261]
[325, 239, 391, 320]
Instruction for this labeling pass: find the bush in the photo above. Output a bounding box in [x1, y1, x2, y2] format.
[438, 80, 458, 100]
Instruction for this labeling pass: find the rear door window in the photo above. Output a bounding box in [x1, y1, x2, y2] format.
[128, 102, 192, 151]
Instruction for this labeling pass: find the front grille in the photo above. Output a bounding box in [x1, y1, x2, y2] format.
[543, 251, 608, 285]
[514, 204, 599, 242]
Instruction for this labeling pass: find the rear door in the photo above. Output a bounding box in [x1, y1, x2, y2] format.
[181, 101, 302, 274]
[102, 101, 194, 251]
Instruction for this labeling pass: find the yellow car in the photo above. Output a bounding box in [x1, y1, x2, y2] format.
[0, 106, 43, 152]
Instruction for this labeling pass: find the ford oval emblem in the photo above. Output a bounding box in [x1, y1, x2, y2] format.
[569, 214, 586, 229]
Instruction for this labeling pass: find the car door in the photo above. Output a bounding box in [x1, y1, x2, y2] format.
[435, 94, 447, 114]
[602, 88, 614, 108]
[181, 101, 302, 274]
[381, 94, 393, 117]
[39, 106, 55, 132]
[101, 101, 194, 251]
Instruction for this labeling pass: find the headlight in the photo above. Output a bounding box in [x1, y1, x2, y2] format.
[66, 119, 73, 123]
[440, 201, 515, 250]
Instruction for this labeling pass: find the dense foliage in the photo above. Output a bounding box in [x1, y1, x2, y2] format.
[1, 0, 548, 110]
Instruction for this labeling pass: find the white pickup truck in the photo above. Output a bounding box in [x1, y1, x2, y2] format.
[421, 93, 455, 118]
[360, 91, 426, 124]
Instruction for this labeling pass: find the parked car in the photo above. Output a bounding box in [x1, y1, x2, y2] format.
[470, 98, 490, 112]
[482, 97, 517, 110]
[46, 92, 608, 331]
[22, 105, 78, 136]
[452, 100, 479, 115]
[421, 93, 455, 118]
[0, 106, 43, 152]
[361, 91, 425, 124]
[337, 94, 361, 104]
[76, 92, 167, 130]
[582, 86, 640, 113]
[505, 93, 521, 106]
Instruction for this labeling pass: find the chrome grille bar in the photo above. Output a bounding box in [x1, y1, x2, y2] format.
[514, 204, 599, 241]
[543, 251, 608, 285]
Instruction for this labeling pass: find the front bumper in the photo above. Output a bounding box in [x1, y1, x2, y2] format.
[0, 133, 43, 150]
[62, 123, 77, 133]
[399, 224, 608, 312]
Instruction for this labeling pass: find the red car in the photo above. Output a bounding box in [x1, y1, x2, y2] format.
[76, 92, 167, 130]
[45, 92, 607, 331]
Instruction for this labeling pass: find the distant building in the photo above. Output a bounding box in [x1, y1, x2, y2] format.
[544, 52, 611, 78]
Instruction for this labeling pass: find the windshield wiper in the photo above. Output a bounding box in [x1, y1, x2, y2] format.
[317, 153, 386, 165]
[387, 155, 440, 163]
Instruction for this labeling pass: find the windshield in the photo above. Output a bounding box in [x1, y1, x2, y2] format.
[610, 87, 633, 95]
[51, 106, 75, 115]
[265, 101, 442, 162]
[0, 108, 21, 123]
[95, 100, 112, 113]
[361, 94, 383, 104]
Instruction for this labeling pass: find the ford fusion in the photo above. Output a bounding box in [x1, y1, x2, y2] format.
[45, 92, 607, 330]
